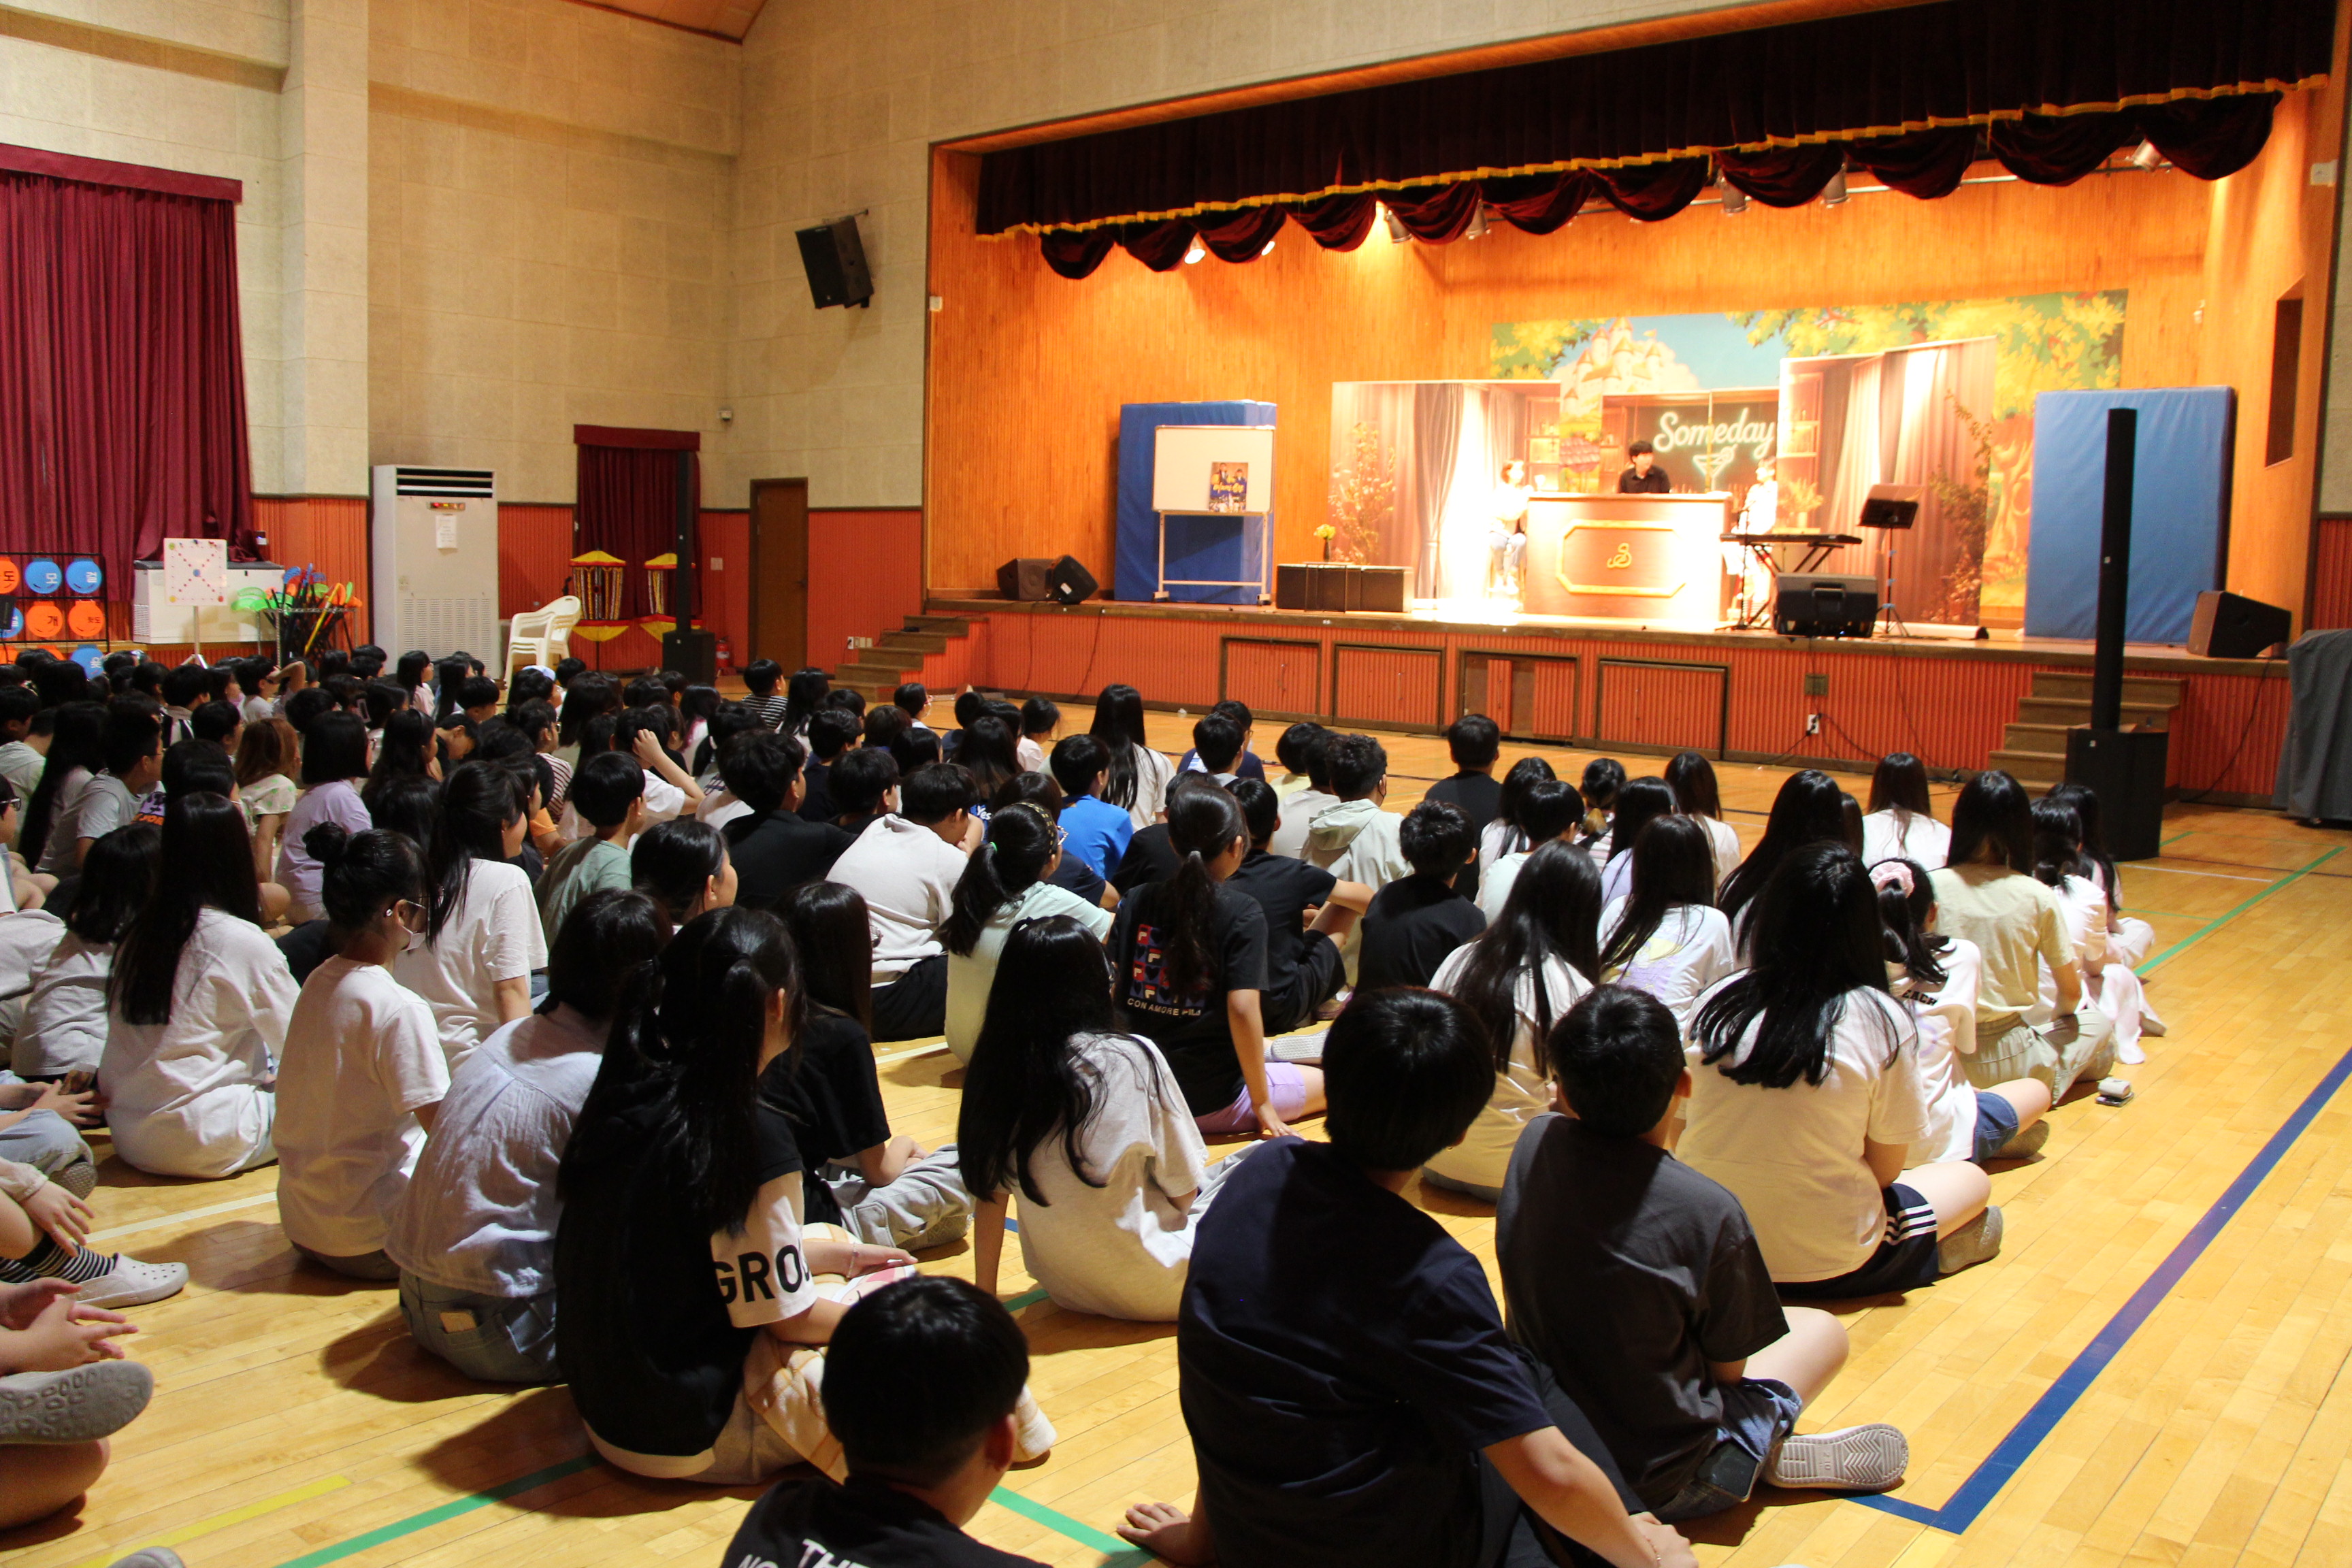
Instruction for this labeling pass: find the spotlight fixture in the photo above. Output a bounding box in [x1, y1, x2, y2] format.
[1464, 203, 1490, 240]
[1380, 203, 1409, 244]
[1183, 240, 1205, 264]
[1718, 176, 1748, 215]
[1260, 238, 1276, 257]
[2131, 139, 2163, 170]
[1821, 167, 1848, 207]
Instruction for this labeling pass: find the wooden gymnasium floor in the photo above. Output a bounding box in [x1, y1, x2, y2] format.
[11, 715, 2352, 1568]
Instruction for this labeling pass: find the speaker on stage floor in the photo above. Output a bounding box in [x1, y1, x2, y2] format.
[1773, 574, 1878, 638]
[2189, 589, 2292, 658]
[997, 558, 1054, 601]
[1045, 555, 1097, 605]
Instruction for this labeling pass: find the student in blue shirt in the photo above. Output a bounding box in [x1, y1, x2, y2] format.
[1049, 734, 1132, 881]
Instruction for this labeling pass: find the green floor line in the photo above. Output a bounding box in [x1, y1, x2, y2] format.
[988, 1484, 1155, 1564]
[2160, 830, 2193, 847]
[2136, 847, 2342, 977]
[1005, 1285, 1051, 1310]
[272, 1454, 598, 1568]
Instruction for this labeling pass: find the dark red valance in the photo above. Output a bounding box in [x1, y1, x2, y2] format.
[573, 424, 700, 451]
[979, 0, 2334, 238]
[0, 143, 242, 204]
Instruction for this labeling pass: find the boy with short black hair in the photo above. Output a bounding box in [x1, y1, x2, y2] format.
[76, 702, 163, 865]
[159, 662, 210, 746]
[1269, 725, 1336, 856]
[1357, 800, 1486, 992]
[1122, 987, 1694, 1568]
[1188, 715, 1244, 785]
[0, 687, 43, 796]
[1015, 696, 1058, 772]
[457, 676, 501, 724]
[828, 746, 901, 839]
[741, 659, 787, 730]
[721, 730, 854, 909]
[827, 761, 977, 1042]
[1227, 779, 1363, 1032]
[1426, 715, 1504, 898]
[800, 706, 862, 824]
[1300, 736, 1409, 979]
[1048, 733, 1131, 880]
[1178, 699, 1266, 782]
[725, 1276, 1051, 1568]
[191, 700, 242, 749]
[826, 685, 868, 718]
[896, 682, 932, 729]
[538, 750, 646, 942]
[1499, 986, 1908, 1521]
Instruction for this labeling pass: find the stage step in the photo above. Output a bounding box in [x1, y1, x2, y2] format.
[1989, 746, 2070, 785]
[2025, 671, 2186, 709]
[1991, 669, 2185, 787]
[829, 613, 981, 702]
[2014, 696, 2176, 730]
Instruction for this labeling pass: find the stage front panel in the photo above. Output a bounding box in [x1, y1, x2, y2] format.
[1333, 643, 1445, 728]
[1222, 636, 1324, 718]
[1520, 494, 1730, 626]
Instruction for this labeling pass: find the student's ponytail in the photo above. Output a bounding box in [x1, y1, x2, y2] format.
[1158, 787, 1245, 995]
[943, 804, 1056, 956]
[1872, 858, 1946, 987]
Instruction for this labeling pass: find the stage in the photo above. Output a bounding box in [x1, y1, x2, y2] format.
[885, 596, 2291, 807]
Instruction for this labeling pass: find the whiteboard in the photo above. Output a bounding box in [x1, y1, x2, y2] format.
[1152, 424, 1275, 514]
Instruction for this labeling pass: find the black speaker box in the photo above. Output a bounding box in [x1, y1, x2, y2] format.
[1773, 574, 1878, 638]
[662, 627, 717, 685]
[1045, 555, 1097, 605]
[2064, 727, 2170, 860]
[1275, 563, 1316, 609]
[796, 216, 873, 309]
[997, 558, 1055, 601]
[1350, 566, 1408, 612]
[2189, 589, 2291, 659]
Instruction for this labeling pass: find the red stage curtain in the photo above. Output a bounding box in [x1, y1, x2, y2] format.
[1848, 127, 1979, 199]
[1284, 191, 1379, 250]
[1384, 180, 1484, 242]
[576, 445, 686, 621]
[1715, 143, 1850, 208]
[1196, 205, 1287, 262]
[2137, 93, 2278, 179]
[0, 169, 254, 591]
[1480, 170, 1597, 235]
[979, 0, 2331, 235]
[1040, 227, 1117, 278]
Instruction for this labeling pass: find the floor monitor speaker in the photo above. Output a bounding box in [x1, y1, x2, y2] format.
[2188, 590, 2292, 659]
[1773, 574, 1878, 638]
[1046, 556, 1098, 605]
[997, 558, 1054, 601]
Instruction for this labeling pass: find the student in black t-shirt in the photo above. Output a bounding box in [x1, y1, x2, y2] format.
[1424, 714, 1504, 898]
[720, 730, 854, 909]
[1356, 800, 1486, 992]
[1112, 771, 1227, 895]
[1499, 986, 1909, 1520]
[725, 1277, 1050, 1568]
[769, 883, 973, 1251]
[555, 906, 916, 1484]
[1110, 785, 1322, 1139]
[1226, 778, 1364, 1032]
[798, 708, 861, 825]
[1118, 987, 1697, 1568]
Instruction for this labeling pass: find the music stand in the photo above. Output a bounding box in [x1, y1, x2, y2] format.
[1858, 484, 1922, 636]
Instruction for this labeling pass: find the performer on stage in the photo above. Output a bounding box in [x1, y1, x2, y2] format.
[1618, 440, 1671, 493]
[1740, 459, 1778, 530]
[1488, 459, 1533, 595]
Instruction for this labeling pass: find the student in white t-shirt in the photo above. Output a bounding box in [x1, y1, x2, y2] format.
[1090, 685, 1175, 832]
[1424, 840, 1602, 1201]
[963, 916, 1241, 1321]
[1597, 815, 1735, 1024]
[1593, 776, 1675, 909]
[1473, 755, 1557, 884]
[73, 703, 162, 868]
[1861, 752, 1951, 870]
[941, 801, 1113, 1062]
[16, 823, 159, 1077]
[391, 762, 547, 1073]
[102, 791, 297, 1179]
[1665, 750, 1743, 889]
[825, 762, 977, 1044]
[1680, 843, 1998, 1296]
[1477, 779, 1582, 925]
[275, 825, 448, 1280]
[2027, 800, 2152, 1065]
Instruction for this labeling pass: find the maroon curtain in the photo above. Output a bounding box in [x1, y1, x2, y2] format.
[576, 445, 684, 621]
[0, 170, 254, 591]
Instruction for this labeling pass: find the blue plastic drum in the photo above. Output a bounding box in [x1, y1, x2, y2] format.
[21, 559, 61, 595]
[64, 558, 103, 595]
[70, 645, 105, 677]
[0, 605, 19, 641]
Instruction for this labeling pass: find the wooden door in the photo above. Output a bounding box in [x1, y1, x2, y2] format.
[748, 478, 808, 670]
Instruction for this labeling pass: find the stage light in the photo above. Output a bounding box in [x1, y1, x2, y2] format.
[1380, 203, 1409, 244]
[1260, 238, 1276, 256]
[1718, 176, 1748, 215]
[1821, 168, 1848, 207]
[2131, 139, 2163, 170]
[1183, 241, 1205, 264]
[1465, 203, 1490, 240]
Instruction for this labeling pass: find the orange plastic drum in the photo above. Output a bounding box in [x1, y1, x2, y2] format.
[65, 600, 105, 638]
[22, 602, 65, 640]
[0, 559, 18, 595]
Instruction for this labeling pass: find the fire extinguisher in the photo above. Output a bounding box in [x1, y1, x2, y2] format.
[715, 634, 734, 674]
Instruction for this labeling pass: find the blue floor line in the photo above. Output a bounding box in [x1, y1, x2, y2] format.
[1852, 1036, 2352, 1532]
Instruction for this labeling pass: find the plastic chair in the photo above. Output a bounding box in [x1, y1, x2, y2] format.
[504, 594, 581, 685]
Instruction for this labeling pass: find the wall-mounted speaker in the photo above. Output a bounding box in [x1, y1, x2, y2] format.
[796, 216, 873, 309]
[2188, 589, 2291, 658]
[1045, 555, 1098, 605]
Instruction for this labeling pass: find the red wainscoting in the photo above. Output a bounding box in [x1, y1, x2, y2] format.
[906, 606, 2296, 803]
[809, 509, 923, 670]
[700, 510, 750, 674]
[499, 504, 576, 621]
[255, 496, 371, 645]
[2313, 516, 2352, 630]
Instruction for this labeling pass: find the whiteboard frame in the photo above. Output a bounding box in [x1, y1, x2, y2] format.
[1152, 424, 1275, 603]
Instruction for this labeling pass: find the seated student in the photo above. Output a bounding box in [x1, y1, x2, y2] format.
[1665, 750, 1743, 888]
[157, 662, 208, 747]
[16, 826, 157, 1081]
[737, 659, 787, 730]
[1047, 734, 1132, 880]
[274, 826, 446, 1281]
[0, 1263, 162, 1532]
[1302, 733, 1409, 891]
[1716, 768, 1847, 954]
[774, 883, 973, 1250]
[798, 708, 861, 825]
[1861, 752, 1948, 868]
[1090, 684, 1175, 832]
[1680, 843, 2001, 1294]
[536, 751, 644, 940]
[280, 710, 374, 924]
[1015, 696, 1058, 774]
[1356, 801, 1486, 993]
[1576, 757, 1627, 867]
[943, 690, 985, 756]
[389, 891, 664, 1383]
[1111, 770, 1222, 896]
[606, 706, 702, 833]
[455, 675, 500, 726]
[1226, 779, 1362, 1034]
[720, 732, 854, 910]
[950, 715, 1021, 806]
[103, 792, 297, 1179]
[1423, 715, 1503, 898]
[890, 725, 943, 780]
[0, 687, 44, 797]
[630, 819, 737, 931]
[1499, 985, 1910, 1522]
[1182, 714, 1245, 787]
[1476, 756, 1555, 887]
[1876, 860, 2049, 1166]
[1269, 728, 1341, 862]
[2027, 800, 2153, 1067]
[941, 802, 1113, 1063]
[688, 703, 759, 817]
[1597, 815, 1735, 1024]
[992, 772, 1116, 912]
[1477, 779, 1583, 924]
[1119, 986, 1696, 1568]
[894, 682, 934, 732]
[827, 762, 976, 1043]
[1266, 718, 1322, 804]
[233, 716, 300, 886]
[555, 907, 926, 1484]
[1424, 841, 1600, 1202]
[1111, 787, 1322, 1139]
[725, 1276, 1054, 1568]
[1177, 700, 1267, 783]
[1595, 777, 1674, 907]
[73, 703, 161, 868]
[391, 763, 548, 1073]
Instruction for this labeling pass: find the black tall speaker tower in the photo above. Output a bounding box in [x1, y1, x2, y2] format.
[2063, 408, 2168, 860]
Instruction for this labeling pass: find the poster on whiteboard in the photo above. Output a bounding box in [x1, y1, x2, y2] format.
[163, 538, 229, 606]
[1154, 425, 1275, 514]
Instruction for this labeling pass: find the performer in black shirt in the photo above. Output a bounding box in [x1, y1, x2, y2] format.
[1618, 440, 1673, 493]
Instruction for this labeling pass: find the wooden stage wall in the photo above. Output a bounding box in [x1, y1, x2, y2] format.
[924, 65, 2346, 630]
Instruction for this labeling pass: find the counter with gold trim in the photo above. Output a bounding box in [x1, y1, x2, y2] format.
[1518, 493, 1730, 625]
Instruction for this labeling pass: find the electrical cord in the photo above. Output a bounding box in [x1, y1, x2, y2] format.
[2175, 651, 2283, 804]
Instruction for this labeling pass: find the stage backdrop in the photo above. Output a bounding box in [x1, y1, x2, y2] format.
[1491, 293, 2129, 628]
[1115, 401, 1276, 604]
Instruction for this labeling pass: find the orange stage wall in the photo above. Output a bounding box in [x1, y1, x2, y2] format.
[810, 509, 924, 670]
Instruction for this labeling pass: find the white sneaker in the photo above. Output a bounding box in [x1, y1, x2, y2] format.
[1765, 1423, 1910, 1492]
[72, 1256, 189, 1309]
[0, 1360, 152, 1443]
[1936, 1207, 2004, 1275]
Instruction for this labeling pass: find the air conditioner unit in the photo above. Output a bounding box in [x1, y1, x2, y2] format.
[371, 466, 498, 661]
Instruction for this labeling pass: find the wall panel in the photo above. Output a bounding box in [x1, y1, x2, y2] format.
[2313, 516, 2352, 629]
[498, 504, 576, 622]
[1333, 644, 1446, 729]
[1595, 659, 1727, 756]
[810, 509, 924, 672]
[258, 496, 372, 644]
[1222, 638, 1324, 719]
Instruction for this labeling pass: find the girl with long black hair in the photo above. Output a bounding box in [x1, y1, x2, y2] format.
[1716, 768, 1848, 948]
[953, 715, 1023, 807]
[1425, 840, 1601, 1200]
[1596, 775, 1676, 905]
[278, 710, 374, 924]
[1927, 771, 2119, 1101]
[2042, 780, 2163, 1029]
[2029, 800, 2151, 1065]
[103, 793, 297, 1178]
[777, 667, 830, 740]
[1089, 684, 1175, 831]
[1680, 843, 1997, 1295]
[962, 916, 1239, 1321]
[1477, 755, 1557, 884]
[365, 710, 439, 804]
[630, 818, 736, 930]
[24, 700, 104, 877]
[391, 762, 547, 1072]
[941, 802, 1112, 1062]
[1665, 748, 1742, 886]
[1597, 814, 1734, 1022]
[395, 650, 434, 720]
[17, 824, 159, 1078]
[1861, 752, 1948, 867]
[1109, 785, 1319, 1138]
